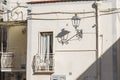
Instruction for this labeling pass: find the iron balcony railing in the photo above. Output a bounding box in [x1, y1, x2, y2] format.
[0, 51, 26, 72]
[32, 53, 54, 74]
[1, 52, 14, 69]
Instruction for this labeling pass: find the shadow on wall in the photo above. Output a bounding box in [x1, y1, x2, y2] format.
[76, 38, 120, 80]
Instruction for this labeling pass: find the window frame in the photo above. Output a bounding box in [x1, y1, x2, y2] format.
[39, 31, 53, 55]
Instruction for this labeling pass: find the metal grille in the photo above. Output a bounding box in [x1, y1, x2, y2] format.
[32, 54, 54, 73]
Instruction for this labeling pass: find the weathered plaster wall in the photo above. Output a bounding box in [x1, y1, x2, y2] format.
[8, 25, 27, 70]
[27, 1, 118, 80]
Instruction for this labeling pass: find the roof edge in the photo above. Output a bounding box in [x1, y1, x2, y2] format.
[27, 0, 82, 4]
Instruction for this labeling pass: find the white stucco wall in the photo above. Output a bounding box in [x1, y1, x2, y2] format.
[27, 1, 119, 80]
[106, 0, 120, 80]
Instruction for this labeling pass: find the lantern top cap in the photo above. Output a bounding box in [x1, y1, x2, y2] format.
[71, 14, 81, 20]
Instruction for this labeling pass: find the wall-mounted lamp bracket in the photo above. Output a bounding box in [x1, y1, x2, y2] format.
[56, 14, 83, 45]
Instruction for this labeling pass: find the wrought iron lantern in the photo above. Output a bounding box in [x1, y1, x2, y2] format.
[56, 14, 83, 45]
[71, 14, 81, 29]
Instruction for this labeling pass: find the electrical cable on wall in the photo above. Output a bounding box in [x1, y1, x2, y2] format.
[27, 7, 120, 20]
[28, 8, 120, 15]
[28, 11, 120, 20]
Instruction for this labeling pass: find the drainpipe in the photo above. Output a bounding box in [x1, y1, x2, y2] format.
[95, 3, 100, 80]
[92, 2, 100, 80]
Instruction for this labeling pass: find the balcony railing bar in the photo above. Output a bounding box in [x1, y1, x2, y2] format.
[32, 53, 54, 74]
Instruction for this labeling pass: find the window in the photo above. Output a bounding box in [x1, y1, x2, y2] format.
[40, 32, 53, 70]
[32, 32, 54, 73]
[40, 32, 53, 55]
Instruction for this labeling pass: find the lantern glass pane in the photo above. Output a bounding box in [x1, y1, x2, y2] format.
[72, 19, 80, 28]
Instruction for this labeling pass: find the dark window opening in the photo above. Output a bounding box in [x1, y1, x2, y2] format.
[0, 27, 8, 52]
